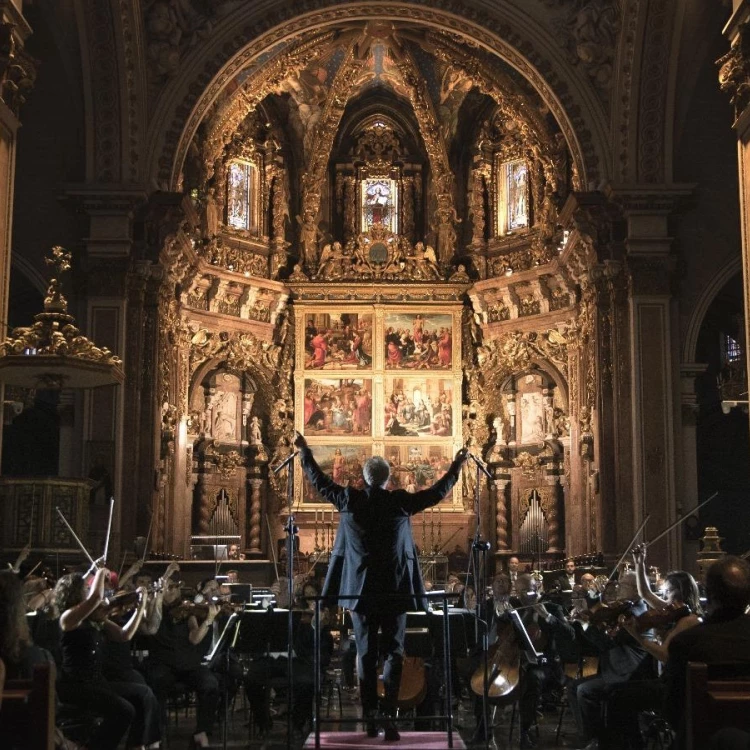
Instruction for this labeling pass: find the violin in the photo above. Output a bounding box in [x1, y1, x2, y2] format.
[169, 599, 238, 622]
[587, 599, 637, 630]
[631, 603, 691, 633]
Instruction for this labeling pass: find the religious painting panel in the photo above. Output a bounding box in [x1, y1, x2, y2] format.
[303, 378, 372, 436]
[303, 312, 373, 370]
[301, 444, 372, 504]
[384, 312, 454, 370]
[384, 376, 454, 437]
[384, 443, 453, 496]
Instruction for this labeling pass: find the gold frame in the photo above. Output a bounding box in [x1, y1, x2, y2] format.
[294, 303, 464, 509]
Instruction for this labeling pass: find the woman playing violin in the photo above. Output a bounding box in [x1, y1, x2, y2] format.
[54, 566, 160, 750]
[620, 545, 702, 664]
[603, 552, 703, 750]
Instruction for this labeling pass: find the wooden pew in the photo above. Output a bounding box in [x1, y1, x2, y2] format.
[0, 661, 56, 750]
[686, 661, 750, 750]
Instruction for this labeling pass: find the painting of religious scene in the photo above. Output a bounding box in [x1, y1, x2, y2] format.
[304, 312, 372, 370]
[384, 377, 454, 437]
[384, 313, 453, 370]
[385, 444, 453, 494]
[302, 445, 372, 503]
[303, 378, 372, 435]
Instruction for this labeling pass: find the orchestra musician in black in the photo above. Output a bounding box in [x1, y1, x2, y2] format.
[294, 431, 468, 742]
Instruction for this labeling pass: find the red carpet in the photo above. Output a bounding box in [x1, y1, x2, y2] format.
[303, 731, 466, 749]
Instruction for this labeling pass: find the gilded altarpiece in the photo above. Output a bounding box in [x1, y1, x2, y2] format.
[293, 303, 464, 552]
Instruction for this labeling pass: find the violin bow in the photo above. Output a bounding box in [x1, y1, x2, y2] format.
[28, 496, 36, 547]
[141, 508, 154, 564]
[265, 512, 280, 581]
[102, 497, 115, 565]
[642, 491, 719, 550]
[56, 507, 96, 568]
[608, 514, 650, 582]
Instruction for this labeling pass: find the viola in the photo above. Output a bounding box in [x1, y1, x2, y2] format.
[632, 603, 691, 633]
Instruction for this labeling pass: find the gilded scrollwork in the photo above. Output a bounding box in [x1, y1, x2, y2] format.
[478, 327, 570, 385]
[204, 443, 245, 479]
[718, 22, 750, 119]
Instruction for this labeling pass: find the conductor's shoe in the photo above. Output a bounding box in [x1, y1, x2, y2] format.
[520, 730, 536, 749]
[383, 718, 400, 742]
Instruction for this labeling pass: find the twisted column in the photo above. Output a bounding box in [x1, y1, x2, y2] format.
[494, 479, 510, 552]
[248, 478, 263, 553]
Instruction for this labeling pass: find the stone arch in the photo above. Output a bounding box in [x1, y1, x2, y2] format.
[682, 255, 742, 365]
[142, 1, 612, 192]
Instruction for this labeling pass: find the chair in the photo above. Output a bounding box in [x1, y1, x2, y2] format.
[685, 662, 750, 750]
[1, 661, 56, 750]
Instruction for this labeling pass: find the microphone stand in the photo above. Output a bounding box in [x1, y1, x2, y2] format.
[272, 449, 300, 750]
[466, 451, 492, 748]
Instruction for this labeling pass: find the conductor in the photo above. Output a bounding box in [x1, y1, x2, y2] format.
[294, 432, 468, 741]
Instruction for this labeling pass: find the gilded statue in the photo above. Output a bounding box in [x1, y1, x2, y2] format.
[297, 209, 322, 269]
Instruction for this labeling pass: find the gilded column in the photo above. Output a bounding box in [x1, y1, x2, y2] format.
[720, 8, 750, 440]
[0, 3, 34, 463]
[248, 478, 263, 554]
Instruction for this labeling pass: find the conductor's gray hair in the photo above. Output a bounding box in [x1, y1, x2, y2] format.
[363, 456, 391, 488]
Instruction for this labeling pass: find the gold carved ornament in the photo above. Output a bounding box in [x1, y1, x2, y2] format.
[0, 246, 124, 389]
[204, 442, 244, 479]
[477, 328, 570, 386]
[514, 451, 542, 480]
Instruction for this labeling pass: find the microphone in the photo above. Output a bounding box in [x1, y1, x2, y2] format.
[466, 451, 492, 479]
[272, 450, 299, 475]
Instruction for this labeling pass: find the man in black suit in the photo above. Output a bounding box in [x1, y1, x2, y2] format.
[294, 432, 467, 741]
[663, 556, 750, 746]
[556, 558, 578, 593]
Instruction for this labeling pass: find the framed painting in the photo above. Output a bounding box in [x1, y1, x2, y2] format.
[303, 378, 372, 436]
[301, 444, 372, 504]
[384, 444, 453, 494]
[304, 312, 373, 370]
[384, 376, 454, 437]
[384, 312, 454, 370]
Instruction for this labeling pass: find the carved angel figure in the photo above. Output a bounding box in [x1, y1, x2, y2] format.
[249, 416, 263, 446]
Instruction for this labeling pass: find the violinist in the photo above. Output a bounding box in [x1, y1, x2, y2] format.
[568, 572, 653, 750]
[54, 566, 160, 750]
[601, 552, 703, 749]
[622, 545, 702, 664]
[146, 577, 221, 749]
[102, 562, 178, 687]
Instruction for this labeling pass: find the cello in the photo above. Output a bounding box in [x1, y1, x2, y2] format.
[377, 655, 428, 710]
[470, 619, 521, 700]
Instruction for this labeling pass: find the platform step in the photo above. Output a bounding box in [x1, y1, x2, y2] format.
[303, 730, 466, 749]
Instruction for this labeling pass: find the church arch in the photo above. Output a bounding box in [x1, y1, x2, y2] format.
[141, 1, 611, 192]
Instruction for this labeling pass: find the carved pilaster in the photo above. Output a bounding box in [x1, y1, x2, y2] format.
[248, 478, 263, 554]
[493, 479, 510, 552]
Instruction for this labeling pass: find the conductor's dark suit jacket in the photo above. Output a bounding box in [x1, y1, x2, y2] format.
[300, 447, 463, 613]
